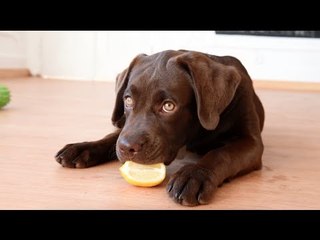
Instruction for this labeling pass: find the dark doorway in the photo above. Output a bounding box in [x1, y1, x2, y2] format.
[216, 31, 320, 38]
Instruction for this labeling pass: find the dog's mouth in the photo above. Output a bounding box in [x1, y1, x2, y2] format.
[116, 145, 179, 166]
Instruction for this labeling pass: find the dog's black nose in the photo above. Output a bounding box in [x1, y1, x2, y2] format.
[118, 137, 144, 156]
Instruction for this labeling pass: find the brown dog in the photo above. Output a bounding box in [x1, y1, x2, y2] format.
[55, 50, 264, 206]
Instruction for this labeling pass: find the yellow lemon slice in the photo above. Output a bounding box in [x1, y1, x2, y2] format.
[119, 161, 166, 187]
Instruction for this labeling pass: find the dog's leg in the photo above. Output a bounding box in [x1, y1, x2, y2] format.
[55, 129, 120, 168]
[167, 136, 263, 206]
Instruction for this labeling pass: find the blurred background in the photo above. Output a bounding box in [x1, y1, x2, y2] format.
[1, 30, 320, 82]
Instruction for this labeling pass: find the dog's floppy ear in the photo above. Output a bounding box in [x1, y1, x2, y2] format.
[175, 51, 241, 130]
[111, 54, 146, 128]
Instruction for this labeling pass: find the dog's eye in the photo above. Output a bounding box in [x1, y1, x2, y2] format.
[162, 101, 175, 113]
[124, 97, 134, 108]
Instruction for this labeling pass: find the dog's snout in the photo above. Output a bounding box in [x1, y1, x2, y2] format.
[118, 137, 144, 156]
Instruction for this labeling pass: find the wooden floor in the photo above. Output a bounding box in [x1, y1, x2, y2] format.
[1, 77, 320, 209]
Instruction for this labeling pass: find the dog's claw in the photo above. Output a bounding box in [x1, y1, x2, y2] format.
[166, 179, 174, 192]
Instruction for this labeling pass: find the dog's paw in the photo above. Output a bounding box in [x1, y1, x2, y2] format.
[166, 164, 217, 206]
[55, 142, 101, 168]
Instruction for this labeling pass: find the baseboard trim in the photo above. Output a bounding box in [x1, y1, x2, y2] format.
[253, 80, 320, 92]
[0, 69, 31, 78]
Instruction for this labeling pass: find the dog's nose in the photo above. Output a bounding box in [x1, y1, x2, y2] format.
[118, 138, 144, 156]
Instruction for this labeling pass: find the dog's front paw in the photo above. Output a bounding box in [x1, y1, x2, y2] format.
[55, 142, 109, 168]
[166, 164, 217, 206]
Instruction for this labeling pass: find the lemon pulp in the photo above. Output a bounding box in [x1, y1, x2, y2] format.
[119, 161, 166, 187]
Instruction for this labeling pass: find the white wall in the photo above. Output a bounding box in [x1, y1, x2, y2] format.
[1, 31, 320, 83]
[23, 31, 216, 81]
[211, 34, 320, 83]
[93, 31, 215, 81]
[0, 31, 27, 68]
[40, 32, 96, 80]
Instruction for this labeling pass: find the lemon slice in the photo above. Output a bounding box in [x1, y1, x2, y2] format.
[119, 161, 166, 187]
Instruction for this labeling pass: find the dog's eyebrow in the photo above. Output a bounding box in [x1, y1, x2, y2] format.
[153, 89, 175, 102]
[125, 84, 139, 97]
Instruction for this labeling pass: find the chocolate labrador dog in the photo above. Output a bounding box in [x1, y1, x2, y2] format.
[55, 50, 264, 206]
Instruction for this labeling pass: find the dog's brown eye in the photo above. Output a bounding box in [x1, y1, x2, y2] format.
[124, 97, 134, 108]
[162, 101, 175, 113]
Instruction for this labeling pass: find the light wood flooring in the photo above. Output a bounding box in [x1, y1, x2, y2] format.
[0, 77, 319, 209]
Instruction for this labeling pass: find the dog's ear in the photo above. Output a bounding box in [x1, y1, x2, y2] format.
[175, 51, 241, 130]
[111, 54, 146, 128]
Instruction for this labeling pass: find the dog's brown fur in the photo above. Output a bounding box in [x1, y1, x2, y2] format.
[55, 50, 264, 206]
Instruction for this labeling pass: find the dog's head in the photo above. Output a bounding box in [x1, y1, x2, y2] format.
[112, 50, 241, 165]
